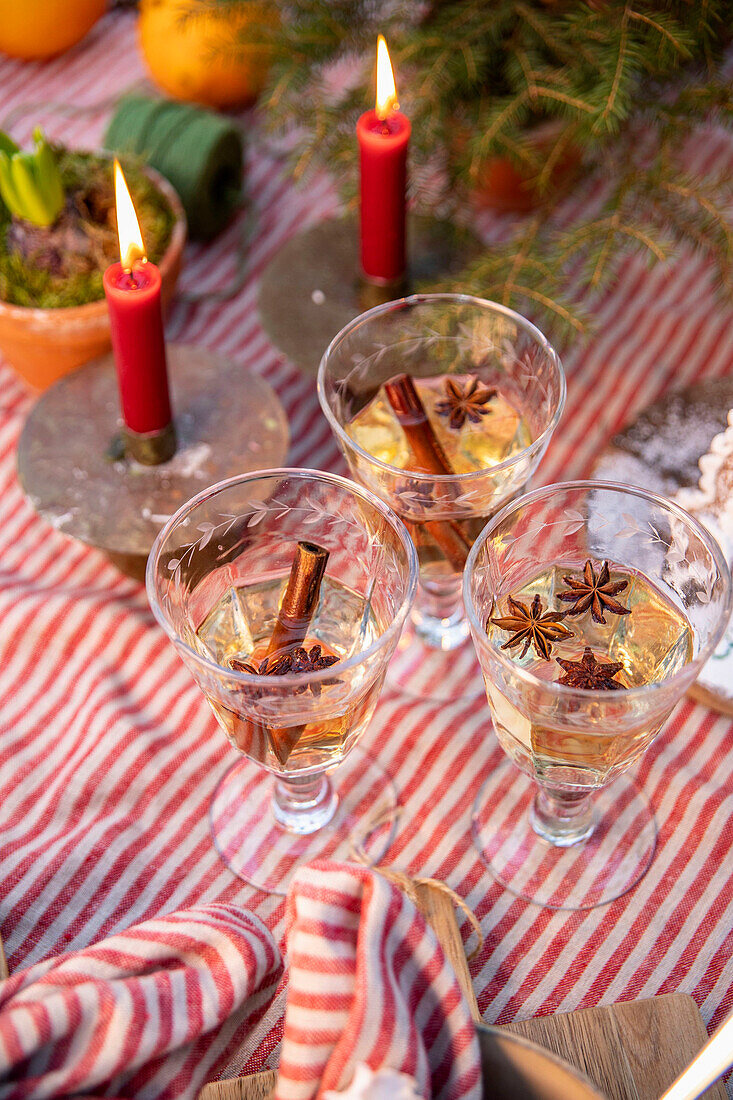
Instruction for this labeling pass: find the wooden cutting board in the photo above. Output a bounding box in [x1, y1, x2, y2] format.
[202, 995, 722, 1100]
[199, 882, 726, 1100]
[503, 995, 726, 1100]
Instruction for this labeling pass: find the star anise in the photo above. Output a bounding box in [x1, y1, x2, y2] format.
[489, 594, 573, 660]
[229, 645, 339, 695]
[558, 560, 631, 624]
[556, 647, 626, 690]
[435, 376, 497, 430]
[395, 477, 438, 511]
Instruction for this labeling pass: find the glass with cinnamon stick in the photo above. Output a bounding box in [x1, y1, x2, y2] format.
[147, 469, 418, 894]
[318, 294, 565, 700]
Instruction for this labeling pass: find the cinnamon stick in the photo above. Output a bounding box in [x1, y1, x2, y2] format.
[423, 518, 472, 573]
[267, 541, 329, 658]
[384, 374, 454, 476]
[265, 542, 329, 766]
[384, 374, 471, 571]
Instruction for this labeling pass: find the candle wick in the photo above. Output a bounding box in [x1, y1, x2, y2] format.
[120, 268, 141, 290]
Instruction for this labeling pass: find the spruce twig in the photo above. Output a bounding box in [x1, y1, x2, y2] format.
[248, 0, 733, 340]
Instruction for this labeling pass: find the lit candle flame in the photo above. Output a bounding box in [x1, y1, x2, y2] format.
[114, 158, 146, 271]
[375, 35, 399, 121]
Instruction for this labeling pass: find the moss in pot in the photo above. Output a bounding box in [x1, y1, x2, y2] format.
[0, 130, 186, 391]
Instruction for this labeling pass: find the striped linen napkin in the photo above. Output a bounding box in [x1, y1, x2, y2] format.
[276, 862, 481, 1100]
[0, 904, 281, 1099]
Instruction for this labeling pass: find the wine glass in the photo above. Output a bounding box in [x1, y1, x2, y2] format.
[147, 468, 418, 895]
[463, 480, 732, 909]
[318, 293, 565, 701]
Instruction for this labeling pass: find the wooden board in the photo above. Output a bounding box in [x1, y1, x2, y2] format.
[412, 880, 481, 1022]
[687, 679, 733, 719]
[505, 995, 726, 1100]
[202, 1072, 276, 1100]
[201, 994, 724, 1100]
[199, 879, 726, 1100]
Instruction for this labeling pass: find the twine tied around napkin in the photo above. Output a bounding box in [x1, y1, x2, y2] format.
[350, 806, 484, 963]
[375, 870, 483, 964]
[275, 861, 482, 1100]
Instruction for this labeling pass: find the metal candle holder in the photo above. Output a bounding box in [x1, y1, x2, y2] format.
[17, 344, 290, 581]
[257, 214, 480, 377]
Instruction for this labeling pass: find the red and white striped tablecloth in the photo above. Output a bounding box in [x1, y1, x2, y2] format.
[0, 11, 732, 1094]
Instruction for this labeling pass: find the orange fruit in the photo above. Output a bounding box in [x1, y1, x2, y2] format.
[138, 0, 277, 110]
[0, 0, 106, 60]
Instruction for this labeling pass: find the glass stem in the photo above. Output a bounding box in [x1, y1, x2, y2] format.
[411, 571, 468, 650]
[271, 771, 338, 835]
[530, 785, 597, 847]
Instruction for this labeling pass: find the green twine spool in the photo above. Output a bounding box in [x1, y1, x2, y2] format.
[104, 95, 243, 241]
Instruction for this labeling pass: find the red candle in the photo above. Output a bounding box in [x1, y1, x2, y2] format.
[103, 160, 172, 437]
[357, 35, 410, 284]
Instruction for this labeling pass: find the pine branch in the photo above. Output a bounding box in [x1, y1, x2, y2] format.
[594, 6, 633, 133]
[256, 0, 733, 338]
[626, 8, 692, 60]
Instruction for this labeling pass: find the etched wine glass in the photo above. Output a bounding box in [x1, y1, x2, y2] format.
[464, 480, 732, 909]
[147, 468, 418, 894]
[318, 293, 565, 700]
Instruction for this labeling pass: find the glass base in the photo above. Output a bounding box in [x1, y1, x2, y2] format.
[472, 757, 657, 909]
[387, 618, 484, 700]
[210, 745, 398, 895]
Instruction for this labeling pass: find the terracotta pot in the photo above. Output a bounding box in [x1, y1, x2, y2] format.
[0, 164, 187, 391]
[473, 120, 582, 214]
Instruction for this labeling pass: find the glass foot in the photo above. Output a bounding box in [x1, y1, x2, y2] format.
[472, 757, 657, 909]
[210, 745, 398, 895]
[387, 620, 484, 700]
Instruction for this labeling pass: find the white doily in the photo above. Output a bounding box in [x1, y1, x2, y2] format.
[673, 408, 733, 665]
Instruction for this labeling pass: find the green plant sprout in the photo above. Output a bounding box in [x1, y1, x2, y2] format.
[0, 128, 65, 227]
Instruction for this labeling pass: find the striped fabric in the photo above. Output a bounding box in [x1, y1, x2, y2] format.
[0, 904, 281, 1098]
[0, 9, 732, 1097]
[276, 863, 480, 1100]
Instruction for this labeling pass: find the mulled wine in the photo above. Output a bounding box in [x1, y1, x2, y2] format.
[346, 372, 532, 574]
[348, 374, 531, 473]
[196, 575, 382, 774]
[486, 560, 693, 788]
